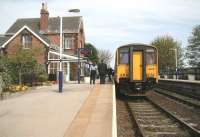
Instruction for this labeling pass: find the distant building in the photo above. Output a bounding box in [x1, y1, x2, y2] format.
[0, 3, 85, 81]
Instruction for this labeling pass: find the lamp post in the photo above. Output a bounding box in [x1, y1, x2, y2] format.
[170, 48, 178, 79]
[58, 16, 63, 93]
[58, 9, 80, 92]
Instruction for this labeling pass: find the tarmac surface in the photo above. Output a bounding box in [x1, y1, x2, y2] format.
[0, 83, 92, 137]
[0, 82, 113, 137]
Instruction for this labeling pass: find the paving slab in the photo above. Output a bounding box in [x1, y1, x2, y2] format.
[0, 83, 94, 137]
[64, 84, 113, 137]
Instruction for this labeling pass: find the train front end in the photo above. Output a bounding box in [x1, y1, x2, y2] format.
[115, 44, 158, 95]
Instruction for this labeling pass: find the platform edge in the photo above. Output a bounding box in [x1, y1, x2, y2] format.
[112, 84, 117, 137]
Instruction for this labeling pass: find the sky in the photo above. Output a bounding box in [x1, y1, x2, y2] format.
[1, 0, 200, 66]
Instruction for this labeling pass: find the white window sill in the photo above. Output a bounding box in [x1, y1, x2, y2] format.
[23, 47, 30, 49]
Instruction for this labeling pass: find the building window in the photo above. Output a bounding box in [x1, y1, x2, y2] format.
[64, 37, 74, 49]
[62, 63, 68, 74]
[22, 34, 32, 49]
[49, 62, 58, 74]
[48, 53, 59, 74]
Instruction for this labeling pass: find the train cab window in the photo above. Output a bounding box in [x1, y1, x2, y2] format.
[119, 48, 129, 64]
[146, 48, 156, 64]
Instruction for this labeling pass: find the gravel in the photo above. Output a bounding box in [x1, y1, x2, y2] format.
[116, 98, 137, 137]
[146, 91, 200, 131]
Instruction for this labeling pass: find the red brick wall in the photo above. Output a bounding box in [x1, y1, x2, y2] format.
[68, 27, 85, 80]
[4, 25, 85, 81]
[45, 30, 85, 56]
[46, 34, 60, 45]
[46, 33, 81, 55]
[40, 9, 49, 32]
[5, 32, 47, 64]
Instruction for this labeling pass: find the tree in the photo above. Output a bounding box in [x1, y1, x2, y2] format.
[97, 49, 113, 66]
[84, 43, 99, 63]
[8, 47, 37, 84]
[186, 25, 200, 67]
[0, 55, 11, 92]
[151, 35, 184, 72]
[34, 64, 48, 83]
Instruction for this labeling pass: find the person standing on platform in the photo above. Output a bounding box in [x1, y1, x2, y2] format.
[90, 62, 97, 84]
[108, 68, 113, 81]
[98, 60, 107, 84]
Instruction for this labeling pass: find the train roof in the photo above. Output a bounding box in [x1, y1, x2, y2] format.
[117, 43, 157, 50]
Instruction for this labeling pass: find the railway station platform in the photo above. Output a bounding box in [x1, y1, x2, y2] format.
[0, 82, 114, 137]
[64, 84, 113, 137]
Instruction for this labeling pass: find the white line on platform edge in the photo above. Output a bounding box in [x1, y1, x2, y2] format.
[112, 84, 117, 137]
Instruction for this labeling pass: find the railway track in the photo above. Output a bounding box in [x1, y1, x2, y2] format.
[125, 97, 196, 137]
[154, 88, 200, 109]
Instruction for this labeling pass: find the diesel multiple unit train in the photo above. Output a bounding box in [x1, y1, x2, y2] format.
[114, 43, 158, 95]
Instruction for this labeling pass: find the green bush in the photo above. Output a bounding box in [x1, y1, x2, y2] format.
[0, 56, 12, 92]
[37, 73, 48, 82]
[34, 64, 48, 82]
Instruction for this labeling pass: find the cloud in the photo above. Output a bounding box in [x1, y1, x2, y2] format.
[0, 0, 200, 66]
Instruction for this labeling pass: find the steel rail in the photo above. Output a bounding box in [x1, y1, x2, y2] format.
[154, 88, 200, 109]
[147, 97, 200, 137]
[125, 97, 187, 137]
[124, 95, 199, 137]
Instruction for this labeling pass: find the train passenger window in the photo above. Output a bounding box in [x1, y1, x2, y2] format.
[146, 49, 156, 64]
[119, 48, 129, 64]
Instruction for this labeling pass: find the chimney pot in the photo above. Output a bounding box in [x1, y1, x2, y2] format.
[40, 2, 49, 32]
[42, 3, 44, 9]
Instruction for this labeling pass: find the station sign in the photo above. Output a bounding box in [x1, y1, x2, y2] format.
[80, 48, 91, 56]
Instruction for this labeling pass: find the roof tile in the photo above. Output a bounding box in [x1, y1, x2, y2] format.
[6, 16, 82, 34]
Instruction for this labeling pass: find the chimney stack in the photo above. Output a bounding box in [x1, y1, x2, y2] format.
[40, 2, 49, 32]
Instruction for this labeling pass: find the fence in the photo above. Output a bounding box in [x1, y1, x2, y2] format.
[159, 67, 200, 80]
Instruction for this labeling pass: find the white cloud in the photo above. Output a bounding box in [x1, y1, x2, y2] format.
[0, 0, 200, 66]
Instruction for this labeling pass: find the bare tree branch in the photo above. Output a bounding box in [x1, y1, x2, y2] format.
[97, 49, 113, 66]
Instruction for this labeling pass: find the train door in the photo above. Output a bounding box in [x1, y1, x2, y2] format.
[132, 51, 143, 81]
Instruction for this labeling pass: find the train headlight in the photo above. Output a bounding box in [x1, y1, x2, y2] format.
[120, 73, 128, 77]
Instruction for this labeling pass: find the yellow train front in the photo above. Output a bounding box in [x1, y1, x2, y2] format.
[114, 43, 158, 95]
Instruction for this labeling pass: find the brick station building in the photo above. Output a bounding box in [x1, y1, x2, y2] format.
[0, 3, 85, 81]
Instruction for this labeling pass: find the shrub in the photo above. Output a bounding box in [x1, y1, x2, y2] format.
[37, 73, 48, 82]
[34, 64, 48, 83]
[0, 56, 12, 92]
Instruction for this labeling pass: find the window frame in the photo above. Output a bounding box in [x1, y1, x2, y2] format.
[146, 48, 157, 65]
[22, 34, 32, 49]
[118, 48, 129, 64]
[48, 53, 59, 74]
[64, 37, 74, 49]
